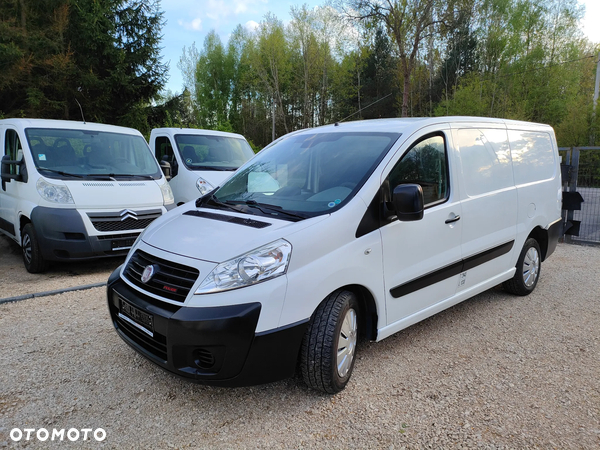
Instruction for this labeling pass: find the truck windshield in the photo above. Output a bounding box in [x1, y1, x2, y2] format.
[174, 134, 255, 171]
[211, 131, 400, 219]
[25, 128, 161, 180]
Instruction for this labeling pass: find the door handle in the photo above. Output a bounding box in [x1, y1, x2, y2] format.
[445, 215, 461, 224]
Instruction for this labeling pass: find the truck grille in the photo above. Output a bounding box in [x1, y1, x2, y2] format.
[88, 209, 162, 232]
[123, 250, 199, 302]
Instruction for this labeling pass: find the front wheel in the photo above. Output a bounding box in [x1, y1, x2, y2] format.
[503, 238, 541, 296]
[300, 290, 359, 394]
[22, 223, 48, 273]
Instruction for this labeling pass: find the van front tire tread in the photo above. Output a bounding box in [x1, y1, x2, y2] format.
[22, 223, 48, 273]
[300, 290, 359, 394]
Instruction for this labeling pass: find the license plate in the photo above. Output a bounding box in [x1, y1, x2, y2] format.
[120, 298, 154, 336]
[112, 237, 136, 251]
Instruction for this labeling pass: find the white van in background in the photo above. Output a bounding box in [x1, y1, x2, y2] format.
[108, 117, 562, 393]
[0, 118, 175, 273]
[149, 128, 255, 205]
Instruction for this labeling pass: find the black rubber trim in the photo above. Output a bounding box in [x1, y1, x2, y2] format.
[0, 216, 15, 236]
[390, 240, 514, 298]
[183, 210, 271, 229]
[545, 219, 562, 260]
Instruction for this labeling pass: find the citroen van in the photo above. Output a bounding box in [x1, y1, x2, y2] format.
[0, 119, 174, 273]
[107, 117, 562, 393]
[149, 128, 255, 205]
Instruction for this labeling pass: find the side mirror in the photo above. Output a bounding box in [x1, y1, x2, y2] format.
[391, 184, 424, 221]
[1, 155, 25, 190]
[160, 160, 172, 181]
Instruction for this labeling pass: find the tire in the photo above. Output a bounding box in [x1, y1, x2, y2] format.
[300, 290, 359, 394]
[503, 238, 541, 296]
[22, 223, 48, 273]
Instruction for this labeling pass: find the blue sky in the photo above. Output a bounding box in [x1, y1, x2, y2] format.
[160, 0, 323, 94]
[159, 0, 600, 95]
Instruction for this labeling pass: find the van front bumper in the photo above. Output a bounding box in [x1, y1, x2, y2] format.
[106, 267, 308, 387]
[31, 207, 152, 261]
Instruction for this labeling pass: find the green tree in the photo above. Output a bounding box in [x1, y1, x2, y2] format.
[194, 30, 234, 128]
[0, 0, 167, 127]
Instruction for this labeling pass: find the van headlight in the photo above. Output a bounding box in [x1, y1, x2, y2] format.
[196, 177, 214, 195]
[36, 179, 74, 204]
[160, 181, 174, 205]
[195, 239, 292, 294]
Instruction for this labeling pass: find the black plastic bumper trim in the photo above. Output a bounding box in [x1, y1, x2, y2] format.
[390, 240, 514, 298]
[107, 271, 308, 387]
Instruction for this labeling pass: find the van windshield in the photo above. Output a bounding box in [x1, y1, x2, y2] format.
[25, 128, 161, 180]
[174, 134, 254, 171]
[209, 131, 400, 220]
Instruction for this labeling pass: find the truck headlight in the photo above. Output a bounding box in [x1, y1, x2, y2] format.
[195, 239, 292, 294]
[36, 179, 74, 204]
[196, 177, 214, 195]
[160, 181, 174, 205]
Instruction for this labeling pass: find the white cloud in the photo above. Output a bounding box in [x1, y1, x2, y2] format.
[178, 17, 203, 31]
[245, 20, 259, 32]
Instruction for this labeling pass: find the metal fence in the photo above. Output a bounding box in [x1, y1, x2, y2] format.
[559, 147, 600, 245]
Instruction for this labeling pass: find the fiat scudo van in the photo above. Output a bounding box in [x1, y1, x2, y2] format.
[0, 119, 175, 273]
[107, 117, 562, 393]
[150, 128, 255, 205]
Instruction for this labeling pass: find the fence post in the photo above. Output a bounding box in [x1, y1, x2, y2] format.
[565, 148, 581, 243]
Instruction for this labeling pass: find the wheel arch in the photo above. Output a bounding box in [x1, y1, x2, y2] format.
[18, 213, 32, 241]
[314, 284, 379, 342]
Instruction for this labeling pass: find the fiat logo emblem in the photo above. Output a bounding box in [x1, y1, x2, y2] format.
[141, 264, 158, 284]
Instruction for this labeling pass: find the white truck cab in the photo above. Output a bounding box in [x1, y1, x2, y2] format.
[0, 118, 175, 272]
[149, 128, 255, 205]
[108, 117, 562, 393]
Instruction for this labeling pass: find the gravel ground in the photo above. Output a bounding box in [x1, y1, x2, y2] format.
[0, 242, 599, 449]
[0, 235, 118, 300]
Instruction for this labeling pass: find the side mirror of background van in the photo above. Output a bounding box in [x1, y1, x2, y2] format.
[160, 160, 172, 181]
[392, 184, 424, 222]
[1, 155, 25, 190]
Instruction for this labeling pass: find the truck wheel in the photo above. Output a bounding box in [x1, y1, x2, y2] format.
[503, 238, 541, 296]
[300, 290, 359, 394]
[22, 223, 48, 273]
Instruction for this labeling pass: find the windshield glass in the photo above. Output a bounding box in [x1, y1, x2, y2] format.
[25, 128, 161, 180]
[174, 134, 254, 171]
[212, 131, 400, 218]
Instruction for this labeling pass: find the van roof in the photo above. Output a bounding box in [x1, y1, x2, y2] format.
[297, 116, 553, 135]
[151, 128, 246, 140]
[0, 118, 143, 136]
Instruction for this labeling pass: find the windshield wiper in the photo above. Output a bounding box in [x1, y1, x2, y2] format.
[201, 194, 245, 213]
[191, 165, 236, 171]
[239, 200, 307, 221]
[86, 173, 155, 180]
[37, 168, 83, 178]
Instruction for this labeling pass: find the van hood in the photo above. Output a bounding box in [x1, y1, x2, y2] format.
[141, 204, 327, 263]
[65, 180, 163, 209]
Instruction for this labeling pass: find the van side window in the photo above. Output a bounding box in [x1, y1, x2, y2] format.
[387, 134, 449, 206]
[4, 129, 23, 175]
[155, 136, 173, 164]
[508, 130, 555, 184]
[456, 128, 512, 196]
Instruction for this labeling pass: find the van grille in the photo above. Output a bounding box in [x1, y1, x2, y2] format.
[123, 250, 199, 302]
[87, 209, 162, 232]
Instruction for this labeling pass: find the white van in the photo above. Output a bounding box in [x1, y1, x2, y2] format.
[149, 128, 255, 205]
[0, 119, 175, 273]
[107, 117, 562, 393]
